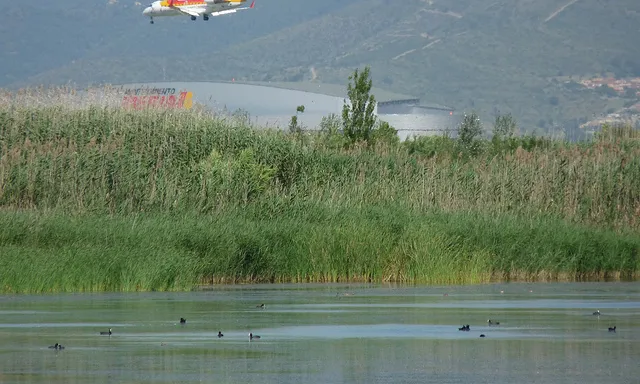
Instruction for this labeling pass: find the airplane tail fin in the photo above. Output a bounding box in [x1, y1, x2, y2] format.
[250, 0, 255, 8]
[168, 0, 174, 6]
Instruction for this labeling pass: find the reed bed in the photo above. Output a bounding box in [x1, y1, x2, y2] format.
[0, 102, 639, 293]
[0, 208, 637, 294]
[1, 105, 638, 229]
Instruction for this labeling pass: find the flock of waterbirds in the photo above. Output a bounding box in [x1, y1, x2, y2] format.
[457, 320, 498, 337]
[47, 303, 267, 350]
[592, 310, 617, 332]
[457, 310, 617, 338]
[46, 302, 617, 350]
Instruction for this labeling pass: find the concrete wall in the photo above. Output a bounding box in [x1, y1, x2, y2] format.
[377, 101, 459, 140]
[380, 113, 459, 141]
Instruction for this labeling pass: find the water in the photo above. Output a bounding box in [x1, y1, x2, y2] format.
[1, 282, 639, 383]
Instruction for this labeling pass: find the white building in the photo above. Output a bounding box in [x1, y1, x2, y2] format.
[111, 81, 459, 140]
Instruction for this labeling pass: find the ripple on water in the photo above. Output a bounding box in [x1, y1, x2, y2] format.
[0, 283, 638, 384]
[0, 323, 130, 328]
[252, 324, 554, 341]
[292, 299, 640, 310]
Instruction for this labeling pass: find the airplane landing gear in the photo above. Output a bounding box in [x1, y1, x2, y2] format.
[203, 15, 209, 21]
[190, 15, 196, 21]
[150, 17, 154, 24]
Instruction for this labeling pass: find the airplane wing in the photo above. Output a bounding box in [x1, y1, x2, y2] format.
[210, 0, 254, 16]
[173, 6, 207, 17]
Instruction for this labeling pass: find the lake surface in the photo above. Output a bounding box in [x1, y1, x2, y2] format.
[0, 282, 639, 383]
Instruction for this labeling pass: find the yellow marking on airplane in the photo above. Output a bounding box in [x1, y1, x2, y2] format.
[160, 1, 206, 6]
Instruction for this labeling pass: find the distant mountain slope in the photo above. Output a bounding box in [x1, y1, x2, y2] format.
[0, 0, 351, 86]
[4, 0, 640, 131]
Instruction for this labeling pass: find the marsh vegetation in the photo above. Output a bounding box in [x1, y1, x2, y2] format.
[0, 82, 639, 293]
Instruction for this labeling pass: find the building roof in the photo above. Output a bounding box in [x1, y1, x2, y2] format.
[413, 103, 455, 112]
[232, 80, 417, 104]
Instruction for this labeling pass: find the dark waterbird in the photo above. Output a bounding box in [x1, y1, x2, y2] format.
[180, 318, 186, 324]
[256, 304, 265, 309]
[218, 331, 224, 338]
[458, 325, 470, 331]
[479, 334, 486, 338]
[100, 328, 112, 335]
[249, 332, 261, 340]
[608, 326, 616, 333]
[593, 310, 601, 316]
[487, 319, 500, 326]
[48, 343, 65, 350]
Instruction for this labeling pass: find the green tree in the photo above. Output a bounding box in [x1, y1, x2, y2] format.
[319, 113, 341, 135]
[342, 66, 377, 145]
[371, 120, 399, 146]
[317, 113, 346, 149]
[197, 148, 276, 205]
[288, 115, 299, 134]
[289, 105, 305, 134]
[493, 112, 517, 139]
[458, 111, 483, 154]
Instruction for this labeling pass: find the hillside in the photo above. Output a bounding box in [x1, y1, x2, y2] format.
[0, 0, 351, 85]
[3, 0, 640, 132]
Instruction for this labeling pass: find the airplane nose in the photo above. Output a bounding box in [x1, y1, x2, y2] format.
[143, 6, 152, 15]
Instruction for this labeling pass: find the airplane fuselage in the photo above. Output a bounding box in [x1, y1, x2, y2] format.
[143, 5, 181, 18]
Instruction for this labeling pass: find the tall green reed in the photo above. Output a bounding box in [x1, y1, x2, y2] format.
[0, 207, 637, 293]
[1, 105, 639, 229]
[1, 103, 639, 292]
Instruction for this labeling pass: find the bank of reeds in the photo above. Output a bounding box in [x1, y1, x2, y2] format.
[0, 208, 638, 293]
[1, 105, 639, 229]
[0, 104, 639, 293]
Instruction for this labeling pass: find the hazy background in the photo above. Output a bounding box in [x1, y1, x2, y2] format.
[2, 0, 639, 133]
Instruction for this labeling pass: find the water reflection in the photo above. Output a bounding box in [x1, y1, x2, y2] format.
[0, 282, 638, 383]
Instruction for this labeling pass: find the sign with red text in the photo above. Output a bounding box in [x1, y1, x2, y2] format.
[121, 87, 193, 110]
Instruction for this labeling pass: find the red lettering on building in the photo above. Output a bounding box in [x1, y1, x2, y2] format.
[120, 89, 193, 110]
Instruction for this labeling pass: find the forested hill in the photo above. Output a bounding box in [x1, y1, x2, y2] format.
[2, 0, 640, 131]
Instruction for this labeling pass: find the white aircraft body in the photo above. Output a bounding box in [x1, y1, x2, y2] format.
[143, 0, 255, 24]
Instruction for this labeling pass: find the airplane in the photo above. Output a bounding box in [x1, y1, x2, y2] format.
[143, 0, 255, 24]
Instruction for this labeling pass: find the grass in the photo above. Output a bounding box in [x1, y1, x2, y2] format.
[1, 105, 639, 228]
[0, 102, 639, 293]
[0, 208, 638, 294]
